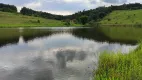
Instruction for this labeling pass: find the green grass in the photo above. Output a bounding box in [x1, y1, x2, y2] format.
[100, 10, 142, 25]
[94, 43, 142, 80]
[0, 11, 81, 27]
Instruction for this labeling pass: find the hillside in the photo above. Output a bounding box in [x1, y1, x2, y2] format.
[0, 11, 80, 27]
[1, 3, 142, 26]
[100, 10, 142, 25]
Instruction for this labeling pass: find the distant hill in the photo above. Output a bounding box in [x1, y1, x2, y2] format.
[100, 10, 142, 25]
[0, 11, 80, 27]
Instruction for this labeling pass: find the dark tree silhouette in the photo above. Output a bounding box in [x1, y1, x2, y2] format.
[0, 3, 17, 13]
[79, 15, 88, 25]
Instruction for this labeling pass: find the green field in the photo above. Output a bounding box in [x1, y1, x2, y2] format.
[94, 43, 142, 80]
[0, 11, 81, 27]
[100, 10, 142, 25]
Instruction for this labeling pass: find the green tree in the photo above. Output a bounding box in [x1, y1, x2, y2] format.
[79, 15, 88, 25]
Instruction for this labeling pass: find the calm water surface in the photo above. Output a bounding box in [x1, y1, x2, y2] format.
[0, 27, 137, 80]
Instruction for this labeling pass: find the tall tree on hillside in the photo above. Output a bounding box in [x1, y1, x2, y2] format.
[20, 7, 65, 20]
[79, 15, 88, 25]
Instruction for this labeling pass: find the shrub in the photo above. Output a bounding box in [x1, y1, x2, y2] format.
[64, 19, 70, 26]
[37, 20, 40, 23]
[107, 18, 111, 21]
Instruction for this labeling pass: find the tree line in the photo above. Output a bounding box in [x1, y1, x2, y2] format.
[0, 3, 17, 13]
[20, 7, 65, 20]
[65, 3, 142, 25]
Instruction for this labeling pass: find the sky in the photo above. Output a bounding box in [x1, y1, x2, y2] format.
[1, 0, 142, 15]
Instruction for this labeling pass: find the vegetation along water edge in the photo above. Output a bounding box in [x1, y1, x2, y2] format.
[94, 42, 142, 80]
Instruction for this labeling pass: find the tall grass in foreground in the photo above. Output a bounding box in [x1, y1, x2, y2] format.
[94, 43, 142, 80]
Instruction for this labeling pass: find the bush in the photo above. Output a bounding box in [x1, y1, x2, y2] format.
[64, 19, 70, 26]
[107, 18, 111, 21]
[37, 20, 40, 23]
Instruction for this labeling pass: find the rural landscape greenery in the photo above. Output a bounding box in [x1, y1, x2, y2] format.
[0, 2, 142, 80]
[1, 3, 142, 27]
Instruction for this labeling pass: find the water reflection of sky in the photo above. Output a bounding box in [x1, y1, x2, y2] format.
[0, 32, 137, 80]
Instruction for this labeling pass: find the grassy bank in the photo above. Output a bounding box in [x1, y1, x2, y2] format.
[0, 11, 81, 27]
[94, 43, 142, 80]
[100, 10, 142, 26]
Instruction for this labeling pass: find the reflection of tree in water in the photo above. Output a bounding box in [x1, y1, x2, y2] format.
[72, 28, 137, 45]
[56, 50, 69, 69]
[56, 49, 87, 69]
[76, 51, 87, 60]
[34, 69, 54, 80]
[66, 50, 76, 62]
[0, 29, 60, 48]
[31, 56, 54, 80]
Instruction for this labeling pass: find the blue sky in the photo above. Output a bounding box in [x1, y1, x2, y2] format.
[1, 0, 142, 15]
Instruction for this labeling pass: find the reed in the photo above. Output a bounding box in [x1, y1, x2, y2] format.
[94, 43, 142, 80]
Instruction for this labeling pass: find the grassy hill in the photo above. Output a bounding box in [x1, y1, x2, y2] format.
[100, 10, 142, 25]
[0, 11, 81, 27]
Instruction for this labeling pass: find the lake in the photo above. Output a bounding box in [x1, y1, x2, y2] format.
[0, 27, 138, 80]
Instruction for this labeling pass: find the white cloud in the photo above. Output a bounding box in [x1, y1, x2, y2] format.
[2, 0, 142, 15]
[63, 0, 83, 3]
[24, 1, 42, 9]
[127, 0, 142, 3]
[44, 10, 73, 15]
[16, 0, 42, 12]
